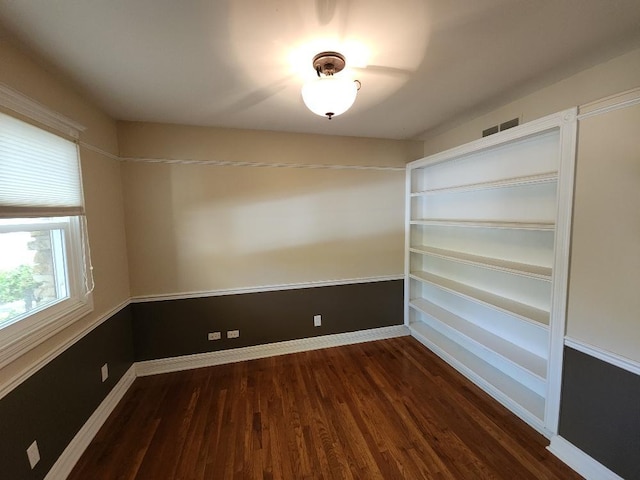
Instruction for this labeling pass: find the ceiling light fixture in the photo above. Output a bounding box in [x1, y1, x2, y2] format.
[301, 52, 360, 120]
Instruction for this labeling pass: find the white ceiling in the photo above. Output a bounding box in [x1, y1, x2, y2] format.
[1, 0, 640, 140]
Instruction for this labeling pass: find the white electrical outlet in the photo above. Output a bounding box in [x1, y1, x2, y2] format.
[27, 440, 40, 469]
[208, 332, 221, 340]
[101, 363, 108, 382]
[314, 314, 322, 327]
[227, 330, 239, 339]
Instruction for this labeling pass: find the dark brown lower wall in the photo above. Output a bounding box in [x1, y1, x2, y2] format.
[559, 347, 640, 480]
[131, 280, 404, 361]
[0, 305, 134, 480]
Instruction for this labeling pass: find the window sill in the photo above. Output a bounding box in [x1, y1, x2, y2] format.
[0, 294, 93, 369]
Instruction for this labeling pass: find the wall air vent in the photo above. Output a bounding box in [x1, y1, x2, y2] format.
[482, 117, 520, 137]
[482, 125, 499, 137]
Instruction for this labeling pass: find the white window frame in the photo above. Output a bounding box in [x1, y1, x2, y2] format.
[0, 84, 92, 368]
[0, 217, 93, 367]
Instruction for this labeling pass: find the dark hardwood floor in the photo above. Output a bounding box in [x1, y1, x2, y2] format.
[68, 337, 582, 479]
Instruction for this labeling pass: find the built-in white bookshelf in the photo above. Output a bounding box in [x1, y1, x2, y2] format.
[405, 109, 577, 437]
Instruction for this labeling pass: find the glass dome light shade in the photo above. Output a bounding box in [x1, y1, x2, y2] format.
[301, 76, 358, 118]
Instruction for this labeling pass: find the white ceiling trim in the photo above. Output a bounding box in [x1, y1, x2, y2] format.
[121, 156, 405, 172]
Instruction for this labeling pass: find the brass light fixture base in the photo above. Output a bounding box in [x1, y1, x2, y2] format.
[312, 51, 346, 76]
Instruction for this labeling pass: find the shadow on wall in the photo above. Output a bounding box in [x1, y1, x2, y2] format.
[123, 161, 405, 296]
[194, 231, 404, 290]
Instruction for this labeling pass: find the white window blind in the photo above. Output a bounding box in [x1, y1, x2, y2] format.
[0, 111, 83, 218]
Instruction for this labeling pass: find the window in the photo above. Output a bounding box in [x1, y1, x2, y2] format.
[0, 110, 92, 366]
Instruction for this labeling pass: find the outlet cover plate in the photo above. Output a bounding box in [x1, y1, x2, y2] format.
[101, 363, 108, 382]
[27, 440, 40, 469]
[314, 314, 322, 327]
[208, 332, 221, 340]
[227, 330, 239, 339]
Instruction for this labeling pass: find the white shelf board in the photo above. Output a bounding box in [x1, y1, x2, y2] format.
[410, 219, 555, 231]
[409, 321, 546, 425]
[409, 245, 552, 281]
[409, 271, 550, 327]
[409, 298, 547, 379]
[411, 171, 558, 196]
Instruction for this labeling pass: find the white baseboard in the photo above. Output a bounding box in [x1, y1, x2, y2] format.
[548, 436, 623, 480]
[136, 325, 410, 376]
[45, 365, 136, 480]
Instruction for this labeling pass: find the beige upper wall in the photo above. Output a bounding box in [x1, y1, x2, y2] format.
[0, 37, 130, 389]
[567, 100, 640, 363]
[422, 47, 640, 156]
[119, 122, 418, 297]
[422, 48, 640, 363]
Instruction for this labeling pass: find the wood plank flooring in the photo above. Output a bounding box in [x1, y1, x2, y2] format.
[68, 337, 582, 479]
